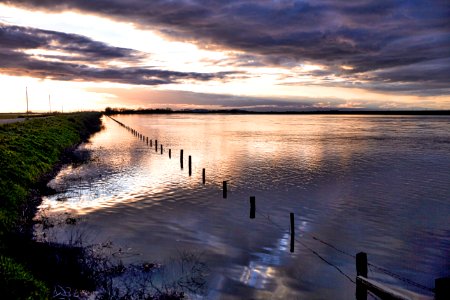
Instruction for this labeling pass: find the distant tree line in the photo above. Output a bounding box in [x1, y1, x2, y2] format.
[104, 107, 248, 115]
[104, 107, 450, 115]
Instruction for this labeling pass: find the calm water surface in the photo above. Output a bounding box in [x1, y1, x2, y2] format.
[38, 115, 450, 299]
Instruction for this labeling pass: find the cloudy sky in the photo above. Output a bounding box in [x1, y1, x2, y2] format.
[1, 0, 449, 112]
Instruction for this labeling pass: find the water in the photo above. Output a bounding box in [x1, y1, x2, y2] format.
[37, 114, 450, 299]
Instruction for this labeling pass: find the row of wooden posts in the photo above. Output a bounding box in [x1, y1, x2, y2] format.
[110, 116, 298, 254]
[110, 117, 449, 300]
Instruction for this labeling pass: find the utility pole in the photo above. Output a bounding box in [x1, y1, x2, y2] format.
[26, 86, 29, 116]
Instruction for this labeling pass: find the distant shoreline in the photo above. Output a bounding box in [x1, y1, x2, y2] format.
[105, 108, 450, 116]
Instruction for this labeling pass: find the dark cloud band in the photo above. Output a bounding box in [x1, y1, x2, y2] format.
[0, 23, 235, 85]
[0, 0, 449, 95]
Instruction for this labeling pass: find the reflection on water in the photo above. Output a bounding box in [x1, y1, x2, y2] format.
[38, 115, 450, 299]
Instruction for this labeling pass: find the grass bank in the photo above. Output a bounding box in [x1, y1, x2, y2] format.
[0, 113, 102, 299]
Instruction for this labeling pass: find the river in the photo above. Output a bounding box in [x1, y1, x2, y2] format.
[37, 114, 450, 299]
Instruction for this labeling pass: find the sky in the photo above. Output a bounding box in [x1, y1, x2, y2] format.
[0, 0, 449, 112]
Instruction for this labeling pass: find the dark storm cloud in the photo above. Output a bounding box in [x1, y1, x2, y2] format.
[0, 23, 143, 62]
[0, 23, 235, 84]
[1, 0, 449, 94]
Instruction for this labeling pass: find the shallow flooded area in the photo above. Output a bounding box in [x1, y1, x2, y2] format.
[37, 114, 450, 299]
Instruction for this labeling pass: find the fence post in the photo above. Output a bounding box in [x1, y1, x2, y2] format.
[161, 144, 163, 154]
[223, 181, 227, 198]
[355, 252, 368, 300]
[356, 252, 368, 278]
[188, 155, 192, 176]
[155, 140, 158, 152]
[250, 196, 255, 219]
[180, 150, 184, 169]
[202, 168, 205, 184]
[290, 213, 295, 252]
[169, 149, 171, 159]
[436, 277, 450, 300]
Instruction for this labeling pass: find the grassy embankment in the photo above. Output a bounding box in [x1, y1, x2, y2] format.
[0, 113, 102, 299]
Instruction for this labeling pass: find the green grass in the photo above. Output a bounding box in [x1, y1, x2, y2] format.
[0, 255, 48, 299]
[0, 113, 102, 299]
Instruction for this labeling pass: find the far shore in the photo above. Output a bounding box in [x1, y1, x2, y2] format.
[105, 108, 450, 115]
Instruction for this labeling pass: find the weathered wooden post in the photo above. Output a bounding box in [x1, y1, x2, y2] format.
[223, 181, 227, 198]
[155, 140, 158, 152]
[161, 144, 163, 154]
[169, 149, 172, 159]
[250, 196, 256, 219]
[356, 252, 368, 300]
[202, 168, 205, 184]
[290, 213, 295, 252]
[150, 140, 152, 147]
[180, 150, 184, 168]
[188, 155, 192, 176]
[436, 277, 450, 300]
[356, 252, 368, 278]
[146, 137, 149, 144]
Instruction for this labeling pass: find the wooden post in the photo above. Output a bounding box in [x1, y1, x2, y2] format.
[150, 140, 152, 147]
[356, 252, 368, 278]
[155, 140, 158, 152]
[188, 155, 192, 176]
[161, 144, 163, 154]
[436, 277, 450, 300]
[146, 137, 148, 144]
[223, 181, 227, 198]
[180, 150, 184, 169]
[290, 213, 295, 253]
[356, 280, 368, 300]
[202, 168, 205, 184]
[250, 196, 255, 219]
[169, 149, 171, 159]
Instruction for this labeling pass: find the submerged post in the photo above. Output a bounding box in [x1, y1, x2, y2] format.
[223, 181, 227, 198]
[161, 144, 163, 154]
[155, 140, 158, 152]
[290, 213, 295, 253]
[180, 149, 184, 169]
[250, 196, 256, 219]
[202, 168, 205, 184]
[188, 155, 192, 176]
[356, 252, 368, 278]
[169, 149, 172, 159]
[150, 140, 152, 147]
[436, 277, 450, 300]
